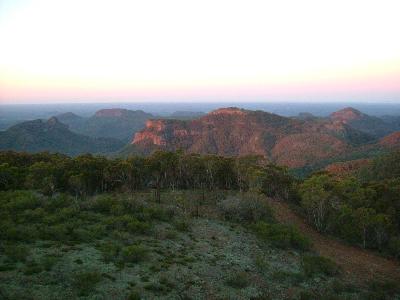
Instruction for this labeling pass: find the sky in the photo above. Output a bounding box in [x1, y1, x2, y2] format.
[0, 0, 399, 104]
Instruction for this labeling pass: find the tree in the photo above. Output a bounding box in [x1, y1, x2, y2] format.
[0, 163, 19, 190]
[353, 207, 375, 249]
[372, 213, 392, 250]
[69, 174, 85, 200]
[261, 164, 294, 200]
[299, 175, 335, 232]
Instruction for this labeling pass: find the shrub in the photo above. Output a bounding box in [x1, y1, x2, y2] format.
[144, 282, 168, 294]
[143, 206, 173, 222]
[43, 194, 72, 212]
[90, 195, 118, 214]
[127, 290, 142, 300]
[72, 270, 102, 296]
[254, 255, 269, 271]
[40, 224, 69, 241]
[99, 241, 121, 263]
[252, 221, 311, 251]
[0, 262, 16, 271]
[4, 244, 30, 262]
[225, 271, 250, 289]
[23, 260, 43, 275]
[0, 223, 39, 241]
[127, 218, 151, 234]
[104, 215, 150, 233]
[121, 245, 148, 263]
[164, 230, 178, 240]
[173, 218, 191, 232]
[301, 255, 339, 277]
[41, 255, 59, 271]
[218, 194, 274, 223]
[2, 191, 41, 212]
[272, 270, 305, 284]
[388, 236, 400, 259]
[298, 289, 318, 300]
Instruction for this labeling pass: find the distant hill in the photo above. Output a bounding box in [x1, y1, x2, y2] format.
[293, 112, 319, 121]
[55, 112, 87, 129]
[57, 109, 153, 143]
[168, 111, 206, 120]
[0, 117, 124, 156]
[127, 107, 378, 168]
[329, 107, 396, 138]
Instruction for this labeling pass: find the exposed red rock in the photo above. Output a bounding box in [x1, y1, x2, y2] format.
[131, 107, 360, 167]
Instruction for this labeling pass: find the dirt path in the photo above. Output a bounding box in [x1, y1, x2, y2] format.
[267, 198, 400, 284]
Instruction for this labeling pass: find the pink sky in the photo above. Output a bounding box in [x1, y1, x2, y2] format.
[1, 0, 400, 104]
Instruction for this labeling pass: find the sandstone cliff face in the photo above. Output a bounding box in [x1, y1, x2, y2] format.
[131, 107, 358, 167]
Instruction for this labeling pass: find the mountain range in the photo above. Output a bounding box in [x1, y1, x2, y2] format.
[1, 106, 400, 168]
[128, 107, 400, 168]
[56, 108, 153, 143]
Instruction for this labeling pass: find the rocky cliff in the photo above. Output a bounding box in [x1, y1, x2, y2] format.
[131, 107, 367, 167]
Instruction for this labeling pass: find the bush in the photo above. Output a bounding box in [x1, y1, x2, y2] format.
[0, 223, 39, 241]
[23, 260, 43, 275]
[301, 255, 339, 277]
[4, 244, 30, 262]
[43, 194, 72, 212]
[254, 254, 269, 271]
[41, 255, 59, 271]
[365, 279, 400, 299]
[90, 195, 118, 214]
[225, 271, 250, 289]
[2, 191, 41, 212]
[127, 218, 151, 234]
[72, 270, 102, 296]
[143, 206, 173, 222]
[252, 221, 311, 251]
[99, 241, 121, 263]
[39, 224, 69, 241]
[104, 215, 151, 233]
[218, 194, 273, 223]
[121, 245, 148, 263]
[173, 218, 191, 232]
[388, 236, 400, 259]
[127, 290, 142, 300]
[272, 270, 305, 284]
